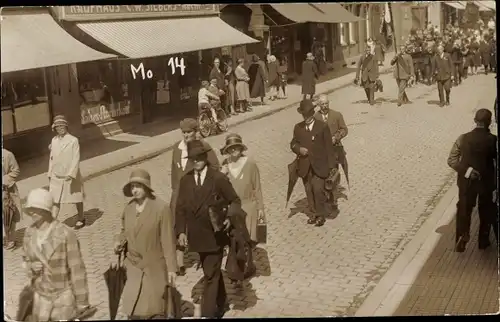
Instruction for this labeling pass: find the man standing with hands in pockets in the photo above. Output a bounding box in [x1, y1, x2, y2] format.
[391, 44, 415, 107]
[432, 44, 454, 107]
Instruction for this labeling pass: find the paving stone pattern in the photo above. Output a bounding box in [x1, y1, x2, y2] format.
[3, 71, 497, 319]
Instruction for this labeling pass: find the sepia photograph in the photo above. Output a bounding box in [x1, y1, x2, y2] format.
[1, 2, 498, 320]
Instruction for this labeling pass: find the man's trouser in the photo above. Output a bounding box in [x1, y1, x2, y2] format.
[436, 78, 451, 104]
[424, 63, 433, 84]
[456, 178, 497, 246]
[302, 169, 328, 220]
[199, 249, 226, 318]
[453, 62, 463, 84]
[396, 78, 409, 103]
[363, 80, 375, 104]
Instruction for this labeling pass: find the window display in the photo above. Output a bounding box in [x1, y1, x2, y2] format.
[1, 69, 50, 136]
[76, 60, 133, 125]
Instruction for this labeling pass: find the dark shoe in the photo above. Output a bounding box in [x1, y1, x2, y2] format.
[315, 218, 325, 227]
[405, 100, 413, 104]
[75, 219, 86, 230]
[439, 102, 445, 107]
[455, 237, 467, 253]
[176, 266, 186, 276]
[397, 101, 402, 107]
[445, 101, 450, 106]
[307, 217, 317, 225]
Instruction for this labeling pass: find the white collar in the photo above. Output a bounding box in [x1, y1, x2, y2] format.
[178, 140, 187, 150]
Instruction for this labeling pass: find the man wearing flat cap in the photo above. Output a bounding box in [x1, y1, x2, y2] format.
[302, 53, 319, 100]
[48, 115, 85, 229]
[290, 99, 336, 227]
[447, 109, 498, 253]
[175, 140, 241, 318]
[170, 118, 219, 276]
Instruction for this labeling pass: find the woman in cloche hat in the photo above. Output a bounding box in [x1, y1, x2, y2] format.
[21, 188, 91, 321]
[220, 133, 265, 246]
[114, 169, 177, 319]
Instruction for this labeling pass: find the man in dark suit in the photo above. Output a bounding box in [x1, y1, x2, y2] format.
[301, 52, 319, 100]
[170, 118, 220, 276]
[391, 44, 415, 107]
[290, 99, 336, 227]
[175, 140, 240, 318]
[355, 45, 380, 105]
[209, 58, 227, 115]
[447, 109, 497, 253]
[314, 95, 348, 210]
[432, 44, 454, 107]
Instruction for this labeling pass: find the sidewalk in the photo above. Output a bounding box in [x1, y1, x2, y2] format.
[16, 53, 395, 200]
[356, 184, 499, 316]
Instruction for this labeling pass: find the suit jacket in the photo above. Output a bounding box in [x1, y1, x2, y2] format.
[314, 109, 348, 146]
[356, 53, 379, 82]
[432, 53, 453, 80]
[209, 67, 225, 90]
[290, 119, 336, 179]
[175, 167, 241, 253]
[391, 53, 415, 80]
[170, 140, 220, 213]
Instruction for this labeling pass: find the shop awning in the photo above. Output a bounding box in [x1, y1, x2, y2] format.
[474, 1, 493, 11]
[76, 17, 259, 59]
[480, 1, 496, 10]
[1, 12, 116, 73]
[443, 2, 466, 10]
[270, 3, 361, 23]
[312, 3, 365, 23]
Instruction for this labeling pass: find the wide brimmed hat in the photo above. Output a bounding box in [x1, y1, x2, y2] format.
[123, 169, 154, 197]
[306, 52, 314, 60]
[220, 133, 247, 155]
[25, 188, 54, 214]
[51, 115, 68, 130]
[297, 99, 315, 115]
[186, 140, 212, 159]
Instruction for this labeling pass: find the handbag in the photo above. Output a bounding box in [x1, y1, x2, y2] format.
[256, 216, 267, 244]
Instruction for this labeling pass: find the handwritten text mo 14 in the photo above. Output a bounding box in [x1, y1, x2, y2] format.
[130, 57, 186, 80]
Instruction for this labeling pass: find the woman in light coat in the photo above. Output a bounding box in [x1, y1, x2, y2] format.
[2, 147, 21, 250]
[48, 115, 85, 228]
[220, 134, 265, 245]
[267, 55, 280, 101]
[234, 58, 252, 113]
[21, 188, 90, 321]
[114, 169, 177, 319]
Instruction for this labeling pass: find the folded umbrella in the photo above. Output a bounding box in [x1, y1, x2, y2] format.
[286, 159, 300, 208]
[104, 253, 127, 320]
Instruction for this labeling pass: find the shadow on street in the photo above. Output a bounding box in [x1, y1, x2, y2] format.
[393, 209, 499, 316]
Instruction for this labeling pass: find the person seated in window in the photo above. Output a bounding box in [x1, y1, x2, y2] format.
[198, 80, 220, 122]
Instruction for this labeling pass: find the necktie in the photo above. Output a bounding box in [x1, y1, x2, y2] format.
[197, 172, 202, 186]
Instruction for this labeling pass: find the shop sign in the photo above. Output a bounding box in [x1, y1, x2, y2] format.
[56, 5, 219, 21]
[81, 101, 132, 125]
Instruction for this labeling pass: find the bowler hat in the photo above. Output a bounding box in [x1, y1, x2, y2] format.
[297, 99, 315, 116]
[186, 140, 212, 159]
[51, 115, 68, 130]
[123, 169, 154, 197]
[220, 133, 248, 155]
[180, 118, 198, 132]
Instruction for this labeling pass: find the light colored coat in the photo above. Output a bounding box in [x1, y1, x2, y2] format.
[23, 220, 89, 321]
[235, 65, 251, 101]
[2, 148, 22, 219]
[48, 133, 84, 204]
[116, 198, 177, 317]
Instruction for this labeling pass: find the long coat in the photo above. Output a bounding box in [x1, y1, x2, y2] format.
[170, 140, 220, 215]
[480, 41, 491, 66]
[432, 53, 453, 81]
[209, 67, 225, 91]
[23, 220, 89, 321]
[267, 61, 280, 87]
[234, 66, 251, 101]
[301, 60, 318, 95]
[48, 133, 84, 204]
[356, 53, 379, 87]
[2, 148, 22, 222]
[222, 157, 264, 242]
[116, 197, 177, 317]
[175, 167, 241, 253]
[290, 120, 336, 179]
[248, 62, 267, 98]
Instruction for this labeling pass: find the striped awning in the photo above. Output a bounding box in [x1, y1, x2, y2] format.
[443, 2, 467, 10]
[1, 12, 116, 73]
[76, 16, 259, 59]
[270, 3, 362, 23]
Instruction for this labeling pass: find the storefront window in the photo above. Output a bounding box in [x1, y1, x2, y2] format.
[76, 60, 133, 125]
[179, 52, 199, 101]
[1, 69, 50, 136]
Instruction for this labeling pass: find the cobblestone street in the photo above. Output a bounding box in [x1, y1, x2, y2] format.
[4, 71, 497, 319]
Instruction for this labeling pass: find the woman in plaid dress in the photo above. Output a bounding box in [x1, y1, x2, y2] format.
[21, 188, 90, 321]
